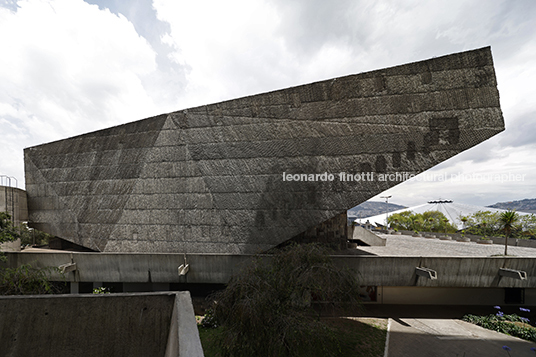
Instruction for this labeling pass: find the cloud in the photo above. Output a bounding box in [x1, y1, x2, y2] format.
[0, 0, 535, 208]
[0, 0, 162, 183]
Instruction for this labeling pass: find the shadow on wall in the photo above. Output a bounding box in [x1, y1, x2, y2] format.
[0, 291, 204, 357]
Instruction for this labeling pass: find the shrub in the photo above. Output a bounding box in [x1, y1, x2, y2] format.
[208, 243, 362, 357]
[463, 314, 536, 342]
[0, 264, 61, 295]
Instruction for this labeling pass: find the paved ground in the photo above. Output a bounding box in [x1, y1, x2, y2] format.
[357, 233, 536, 257]
[387, 317, 536, 356]
[361, 305, 536, 356]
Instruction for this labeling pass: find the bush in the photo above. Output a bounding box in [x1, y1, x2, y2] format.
[463, 313, 536, 342]
[0, 264, 61, 295]
[208, 243, 362, 357]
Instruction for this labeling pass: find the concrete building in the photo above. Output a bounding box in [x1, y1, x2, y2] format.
[3, 46, 528, 308]
[24, 47, 504, 254]
[0, 182, 28, 252]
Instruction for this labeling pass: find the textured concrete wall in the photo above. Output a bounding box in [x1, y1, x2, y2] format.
[0, 291, 203, 357]
[0, 186, 27, 224]
[3, 251, 534, 289]
[0, 186, 27, 252]
[24, 47, 504, 253]
[285, 212, 347, 249]
[350, 226, 387, 246]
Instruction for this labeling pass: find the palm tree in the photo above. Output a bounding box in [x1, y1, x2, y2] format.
[461, 216, 468, 230]
[500, 210, 518, 256]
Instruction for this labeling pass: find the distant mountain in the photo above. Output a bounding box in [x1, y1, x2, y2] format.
[347, 201, 406, 218]
[487, 198, 536, 214]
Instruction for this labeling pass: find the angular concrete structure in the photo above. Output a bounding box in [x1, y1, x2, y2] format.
[24, 47, 504, 253]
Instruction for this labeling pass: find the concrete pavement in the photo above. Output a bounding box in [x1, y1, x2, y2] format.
[362, 305, 536, 356]
[387, 317, 536, 356]
[358, 233, 536, 257]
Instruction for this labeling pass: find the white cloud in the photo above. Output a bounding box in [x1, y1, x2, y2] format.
[0, 0, 160, 183]
[0, 0, 535, 208]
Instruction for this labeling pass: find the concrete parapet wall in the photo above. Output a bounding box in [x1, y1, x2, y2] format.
[0, 291, 203, 357]
[0, 185, 27, 252]
[0, 186, 28, 224]
[351, 226, 386, 246]
[398, 230, 536, 247]
[3, 252, 535, 289]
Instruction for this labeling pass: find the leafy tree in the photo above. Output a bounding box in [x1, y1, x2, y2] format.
[388, 211, 456, 233]
[386, 211, 413, 230]
[0, 264, 62, 295]
[500, 210, 518, 256]
[207, 243, 362, 357]
[0, 212, 20, 245]
[19, 223, 52, 246]
[518, 214, 536, 238]
[462, 211, 501, 236]
[0, 212, 61, 295]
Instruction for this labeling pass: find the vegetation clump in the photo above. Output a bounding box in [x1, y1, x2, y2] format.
[204, 243, 362, 357]
[0, 212, 20, 246]
[1, 212, 61, 295]
[388, 210, 457, 233]
[0, 264, 61, 295]
[463, 310, 536, 342]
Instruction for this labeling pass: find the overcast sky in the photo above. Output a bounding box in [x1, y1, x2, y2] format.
[0, 0, 535, 208]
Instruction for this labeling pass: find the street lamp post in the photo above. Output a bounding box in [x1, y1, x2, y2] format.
[380, 195, 392, 228]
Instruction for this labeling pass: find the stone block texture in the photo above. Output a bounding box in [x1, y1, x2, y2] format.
[24, 47, 504, 253]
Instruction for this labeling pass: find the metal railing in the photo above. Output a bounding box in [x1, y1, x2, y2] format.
[1, 175, 18, 221]
[0, 175, 18, 188]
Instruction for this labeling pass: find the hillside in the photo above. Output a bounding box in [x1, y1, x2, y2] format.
[487, 198, 536, 214]
[347, 201, 406, 218]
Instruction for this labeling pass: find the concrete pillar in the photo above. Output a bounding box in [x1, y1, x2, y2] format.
[92, 282, 103, 290]
[70, 282, 79, 294]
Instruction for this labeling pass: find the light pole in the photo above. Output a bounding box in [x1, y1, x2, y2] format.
[380, 195, 392, 228]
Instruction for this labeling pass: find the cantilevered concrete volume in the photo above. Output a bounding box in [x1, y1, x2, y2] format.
[24, 46, 505, 254]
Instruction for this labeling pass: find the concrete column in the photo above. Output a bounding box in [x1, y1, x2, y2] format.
[70, 282, 79, 294]
[92, 282, 103, 290]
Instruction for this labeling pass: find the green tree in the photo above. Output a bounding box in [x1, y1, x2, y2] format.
[387, 211, 413, 230]
[388, 211, 456, 233]
[208, 243, 362, 357]
[0, 212, 61, 295]
[0, 212, 20, 246]
[0, 264, 61, 295]
[500, 210, 518, 256]
[462, 211, 501, 236]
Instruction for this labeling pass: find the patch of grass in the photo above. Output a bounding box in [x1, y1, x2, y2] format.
[198, 317, 387, 357]
[198, 325, 224, 357]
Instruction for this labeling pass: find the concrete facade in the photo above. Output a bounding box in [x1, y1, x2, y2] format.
[0, 185, 28, 225]
[3, 250, 535, 305]
[0, 185, 28, 252]
[0, 291, 203, 357]
[24, 47, 504, 253]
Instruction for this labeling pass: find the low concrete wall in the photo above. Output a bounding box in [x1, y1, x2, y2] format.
[0, 238, 21, 252]
[0, 186, 28, 224]
[334, 256, 536, 288]
[350, 226, 386, 246]
[397, 230, 536, 248]
[3, 252, 536, 289]
[0, 291, 203, 357]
